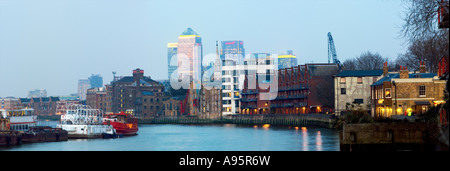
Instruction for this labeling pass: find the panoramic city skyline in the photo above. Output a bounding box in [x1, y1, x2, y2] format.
[0, 0, 406, 97]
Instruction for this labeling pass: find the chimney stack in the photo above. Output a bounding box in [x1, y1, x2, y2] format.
[383, 62, 388, 76]
[419, 61, 426, 73]
[399, 65, 409, 79]
[133, 68, 144, 83]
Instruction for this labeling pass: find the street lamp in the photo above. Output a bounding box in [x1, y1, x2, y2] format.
[392, 81, 397, 115]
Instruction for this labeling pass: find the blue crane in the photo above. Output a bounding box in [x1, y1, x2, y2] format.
[327, 32, 341, 65]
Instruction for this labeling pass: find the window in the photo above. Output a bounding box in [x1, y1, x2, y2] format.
[385, 88, 391, 98]
[357, 77, 363, 84]
[419, 85, 426, 97]
[354, 99, 363, 104]
[340, 77, 346, 84]
[373, 77, 378, 83]
[341, 88, 346, 95]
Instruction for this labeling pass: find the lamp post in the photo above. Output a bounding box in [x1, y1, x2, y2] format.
[392, 81, 397, 115]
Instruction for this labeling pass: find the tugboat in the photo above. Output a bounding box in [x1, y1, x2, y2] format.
[56, 104, 119, 138]
[103, 110, 138, 136]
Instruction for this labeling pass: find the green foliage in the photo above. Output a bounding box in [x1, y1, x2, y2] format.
[420, 104, 442, 123]
[335, 108, 374, 130]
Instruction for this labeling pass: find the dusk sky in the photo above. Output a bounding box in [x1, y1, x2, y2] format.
[0, 0, 407, 97]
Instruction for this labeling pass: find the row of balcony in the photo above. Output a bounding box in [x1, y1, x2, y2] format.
[240, 102, 308, 109]
[241, 85, 309, 95]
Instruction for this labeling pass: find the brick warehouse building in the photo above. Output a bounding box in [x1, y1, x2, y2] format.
[109, 68, 167, 118]
[371, 62, 446, 118]
[240, 63, 339, 114]
[19, 96, 60, 116]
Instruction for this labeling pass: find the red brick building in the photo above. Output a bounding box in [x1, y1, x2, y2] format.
[240, 63, 339, 114]
[19, 97, 60, 116]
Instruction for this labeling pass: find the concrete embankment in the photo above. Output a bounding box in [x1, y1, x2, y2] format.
[231, 114, 335, 128]
[339, 122, 441, 151]
[139, 114, 336, 128]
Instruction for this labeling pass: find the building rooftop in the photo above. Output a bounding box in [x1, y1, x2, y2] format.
[336, 70, 384, 77]
[372, 73, 437, 86]
[180, 27, 199, 36]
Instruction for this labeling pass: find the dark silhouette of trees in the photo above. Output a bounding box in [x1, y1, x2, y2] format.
[342, 51, 394, 70]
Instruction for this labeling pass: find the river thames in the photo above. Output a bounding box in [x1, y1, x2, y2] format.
[2, 123, 340, 151]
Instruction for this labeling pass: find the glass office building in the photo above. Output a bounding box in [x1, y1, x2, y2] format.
[177, 28, 202, 81]
[167, 43, 178, 80]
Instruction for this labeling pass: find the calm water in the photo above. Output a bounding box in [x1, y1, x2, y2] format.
[2, 123, 340, 151]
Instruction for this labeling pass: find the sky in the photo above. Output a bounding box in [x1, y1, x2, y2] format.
[0, 0, 407, 97]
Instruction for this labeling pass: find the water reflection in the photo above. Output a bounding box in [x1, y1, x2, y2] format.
[316, 131, 322, 151]
[6, 123, 339, 151]
[302, 127, 308, 151]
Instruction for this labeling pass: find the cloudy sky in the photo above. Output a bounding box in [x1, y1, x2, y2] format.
[0, 0, 407, 97]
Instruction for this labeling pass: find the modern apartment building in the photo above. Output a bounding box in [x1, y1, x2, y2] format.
[222, 57, 277, 116]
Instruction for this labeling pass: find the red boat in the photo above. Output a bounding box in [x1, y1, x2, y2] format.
[103, 112, 138, 135]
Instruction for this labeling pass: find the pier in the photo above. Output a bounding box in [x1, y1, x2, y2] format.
[141, 114, 336, 128]
[232, 114, 336, 128]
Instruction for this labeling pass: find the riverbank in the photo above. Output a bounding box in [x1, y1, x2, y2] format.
[138, 114, 336, 128]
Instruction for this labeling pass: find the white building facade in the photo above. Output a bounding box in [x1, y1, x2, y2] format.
[334, 70, 384, 116]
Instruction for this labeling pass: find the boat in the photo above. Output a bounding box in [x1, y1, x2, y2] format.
[56, 104, 119, 138]
[0, 108, 36, 131]
[103, 111, 138, 135]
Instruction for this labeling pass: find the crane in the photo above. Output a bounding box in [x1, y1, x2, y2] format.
[327, 32, 341, 65]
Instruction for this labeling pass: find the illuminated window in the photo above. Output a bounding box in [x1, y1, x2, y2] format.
[385, 88, 391, 98]
[340, 77, 346, 84]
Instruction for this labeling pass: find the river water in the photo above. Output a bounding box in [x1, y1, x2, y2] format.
[2, 122, 340, 151]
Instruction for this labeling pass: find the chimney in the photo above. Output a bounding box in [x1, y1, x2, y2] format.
[419, 61, 426, 73]
[399, 65, 409, 79]
[383, 62, 388, 76]
[133, 68, 144, 83]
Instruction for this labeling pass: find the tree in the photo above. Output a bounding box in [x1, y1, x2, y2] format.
[399, 0, 449, 73]
[342, 51, 393, 70]
[396, 34, 449, 73]
[401, 0, 448, 42]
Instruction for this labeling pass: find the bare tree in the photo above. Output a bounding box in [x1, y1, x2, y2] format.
[396, 34, 449, 73]
[342, 58, 357, 70]
[399, 0, 449, 73]
[342, 51, 393, 70]
[401, 0, 448, 42]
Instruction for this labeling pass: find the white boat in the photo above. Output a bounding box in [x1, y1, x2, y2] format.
[56, 104, 117, 138]
[0, 108, 36, 131]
